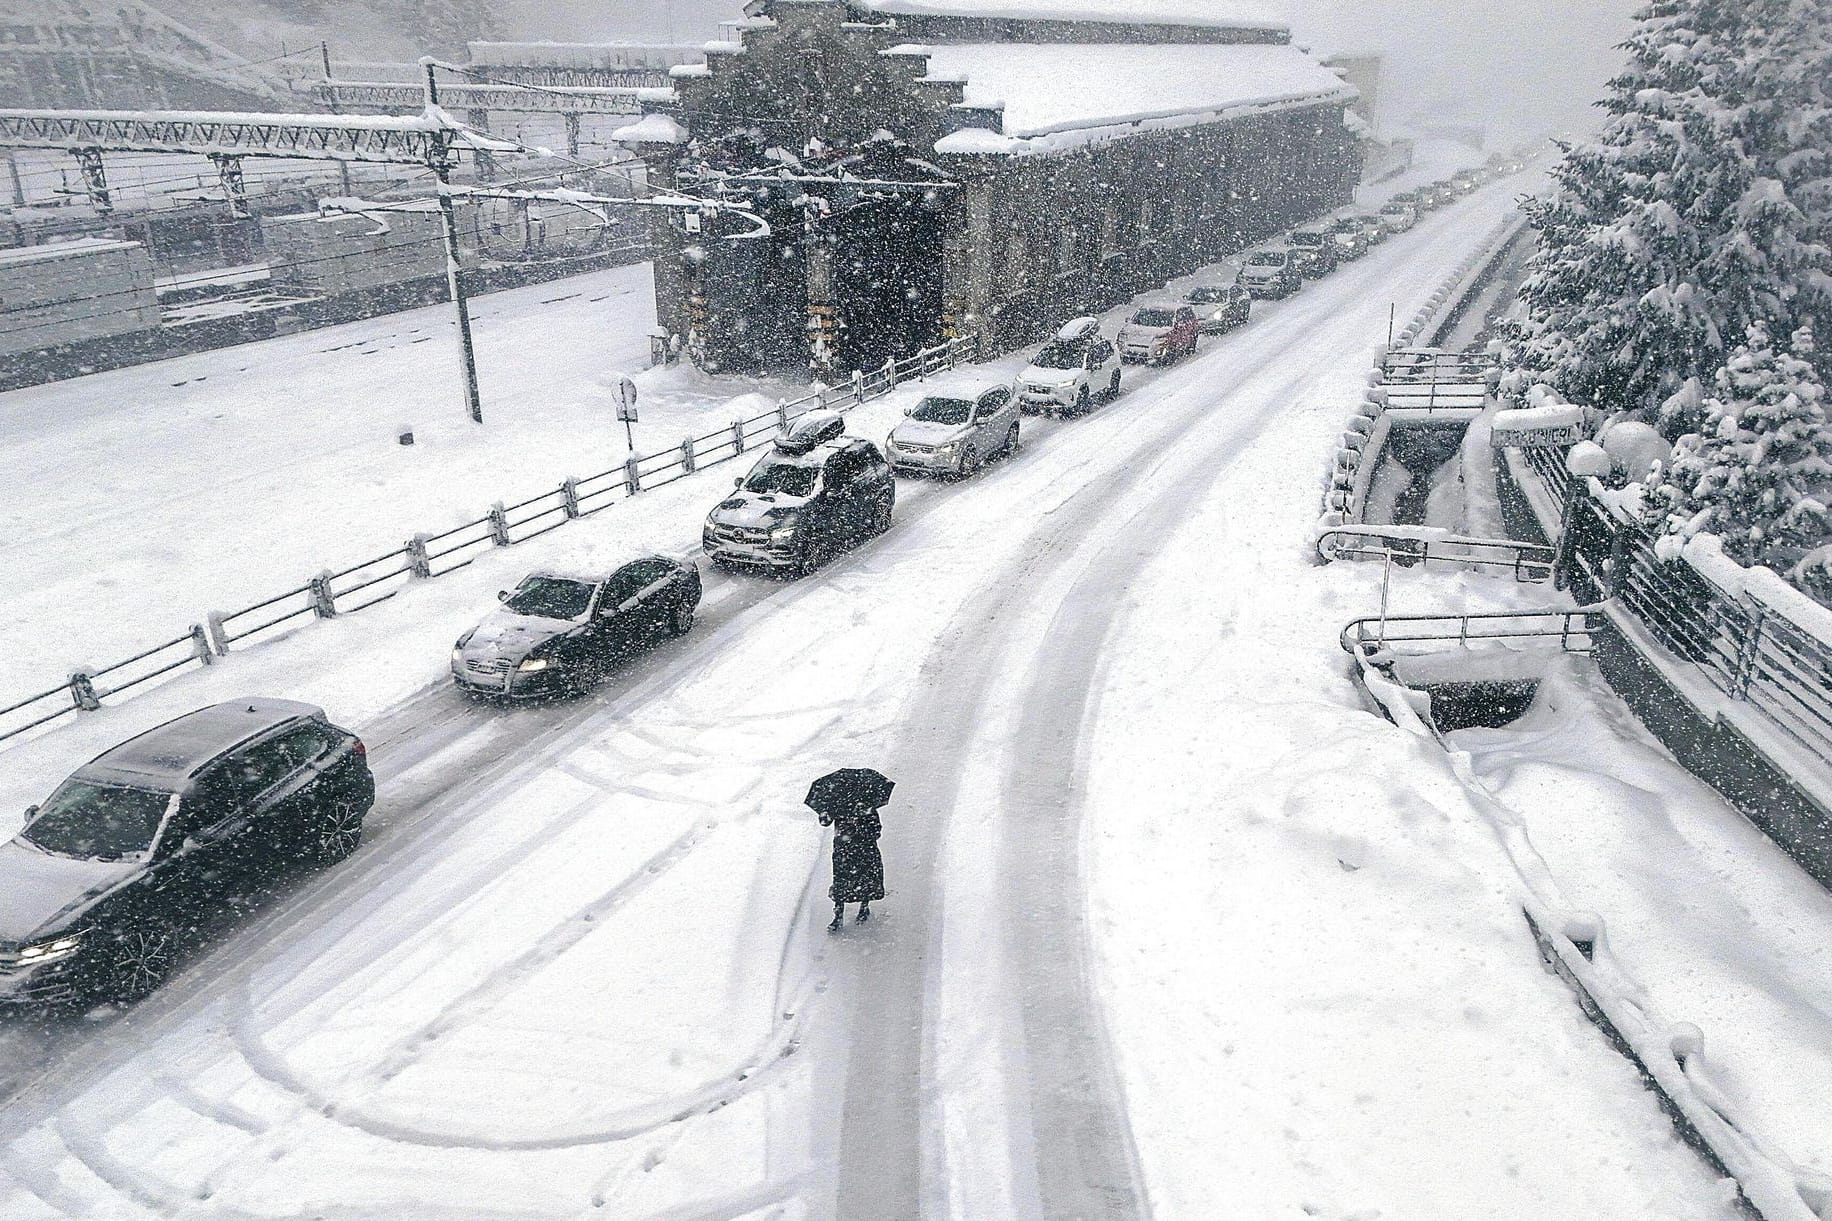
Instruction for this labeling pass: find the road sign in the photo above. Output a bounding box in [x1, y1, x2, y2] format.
[616, 376, 638, 423]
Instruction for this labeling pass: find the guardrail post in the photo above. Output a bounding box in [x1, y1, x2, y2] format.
[69, 670, 100, 712]
[852, 369, 865, 405]
[884, 357, 897, 391]
[488, 502, 511, 545]
[406, 533, 432, 579]
[732, 419, 746, 455]
[309, 571, 337, 619]
[189, 623, 215, 664]
[681, 436, 696, 474]
[206, 611, 230, 655]
[625, 454, 641, 495]
[561, 478, 581, 519]
[1732, 605, 1766, 699]
[776, 399, 789, 430]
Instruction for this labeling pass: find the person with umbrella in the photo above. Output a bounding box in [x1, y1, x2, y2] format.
[805, 768, 893, 932]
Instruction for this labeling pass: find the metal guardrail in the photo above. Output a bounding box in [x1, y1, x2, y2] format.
[0, 334, 981, 746]
[1379, 347, 1490, 412]
[1512, 442, 1832, 771]
[1339, 606, 1603, 660]
[1317, 526, 1554, 581]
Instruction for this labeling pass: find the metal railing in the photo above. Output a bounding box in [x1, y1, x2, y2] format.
[1317, 526, 1554, 581]
[1379, 347, 1491, 413]
[0, 334, 981, 746]
[1339, 606, 1603, 661]
[1514, 445, 1832, 771]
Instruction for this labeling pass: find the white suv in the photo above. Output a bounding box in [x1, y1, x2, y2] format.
[886, 383, 1022, 478]
[1016, 317, 1122, 416]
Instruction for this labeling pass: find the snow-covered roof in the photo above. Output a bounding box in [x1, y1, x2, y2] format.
[0, 237, 144, 266]
[855, 0, 1286, 32]
[613, 113, 691, 146]
[917, 42, 1356, 156]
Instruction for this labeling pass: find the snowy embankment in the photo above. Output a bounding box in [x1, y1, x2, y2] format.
[0, 157, 1796, 1220]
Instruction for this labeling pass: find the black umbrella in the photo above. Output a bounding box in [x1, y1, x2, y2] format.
[805, 768, 895, 818]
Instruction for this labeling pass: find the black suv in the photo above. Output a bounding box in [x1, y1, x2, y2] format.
[0, 699, 373, 1006]
[703, 421, 895, 574]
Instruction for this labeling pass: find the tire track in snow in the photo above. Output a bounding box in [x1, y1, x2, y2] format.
[829, 197, 1509, 1218]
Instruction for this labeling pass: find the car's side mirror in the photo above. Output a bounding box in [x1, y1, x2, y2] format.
[733, 476, 743, 488]
[497, 590, 510, 602]
[22, 804, 38, 822]
[903, 405, 914, 417]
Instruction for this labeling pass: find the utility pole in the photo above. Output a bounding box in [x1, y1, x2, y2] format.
[424, 58, 484, 425]
[322, 42, 353, 198]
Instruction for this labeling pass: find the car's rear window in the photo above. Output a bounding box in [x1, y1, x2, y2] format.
[22, 782, 170, 860]
[505, 577, 595, 620]
[1248, 253, 1286, 266]
[1131, 309, 1175, 327]
[1289, 232, 1323, 246]
[1186, 287, 1229, 304]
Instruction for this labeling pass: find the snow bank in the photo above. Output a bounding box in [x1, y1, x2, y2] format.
[1491, 403, 1584, 434]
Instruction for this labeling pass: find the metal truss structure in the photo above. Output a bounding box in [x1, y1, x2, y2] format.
[312, 81, 653, 117]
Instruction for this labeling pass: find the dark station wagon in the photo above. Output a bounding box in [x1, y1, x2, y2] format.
[0, 699, 373, 1006]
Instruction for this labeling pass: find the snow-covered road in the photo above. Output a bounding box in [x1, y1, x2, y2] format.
[0, 170, 1790, 1218]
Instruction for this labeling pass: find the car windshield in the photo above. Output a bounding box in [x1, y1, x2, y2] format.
[1031, 343, 1084, 370]
[1131, 309, 1175, 327]
[911, 397, 974, 425]
[1186, 287, 1228, 304]
[1380, 204, 1405, 214]
[21, 781, 169, 860]
[743, 456, 820, 497]
[504, 576, 595, 620]
[1289, 233, 1323, 247]
[1248, 253, 1285, 266]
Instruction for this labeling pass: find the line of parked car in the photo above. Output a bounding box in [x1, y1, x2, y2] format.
[0, 160, 1520, 1010]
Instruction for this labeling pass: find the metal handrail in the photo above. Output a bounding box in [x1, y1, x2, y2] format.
[1317, 527, 1555, 581]
[1340, 606, 1604, 659]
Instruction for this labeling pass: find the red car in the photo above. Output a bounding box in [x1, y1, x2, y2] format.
[1117, 301, 1201, 364]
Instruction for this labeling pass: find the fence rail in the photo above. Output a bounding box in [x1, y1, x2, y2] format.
[1339, 606, 1603, 660]
[0, 334, 980, 747]
[1317, 526, 1554, 581]
[1512, 439, 1832, 772]
[1379, 347, 1490, 413]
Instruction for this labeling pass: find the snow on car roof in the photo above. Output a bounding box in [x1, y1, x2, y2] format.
[921, 42, 1355, 157]
[82, 698, 325, 785]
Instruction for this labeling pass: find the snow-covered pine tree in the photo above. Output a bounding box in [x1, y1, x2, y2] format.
[1510, 0, 1832, 422]
[1643, 322, 1832, 570]
[1509, 0, 1732, 415]
[1725, 0, 1832, 386]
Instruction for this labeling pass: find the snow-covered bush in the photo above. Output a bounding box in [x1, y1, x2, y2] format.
[1642, 323, 1832, 572]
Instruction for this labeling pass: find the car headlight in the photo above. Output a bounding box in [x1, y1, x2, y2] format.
[17, 935, 82, 963]
[517, 657, 549, 673]
[937, 441, 959, 457]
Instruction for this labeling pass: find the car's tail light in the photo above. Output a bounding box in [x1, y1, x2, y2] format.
[352, 738, 367, 759]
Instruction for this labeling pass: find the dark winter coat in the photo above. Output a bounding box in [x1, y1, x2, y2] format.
[823, 805, 885, 904]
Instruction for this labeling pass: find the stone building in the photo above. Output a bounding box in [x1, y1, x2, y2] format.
[615, 0, 1362, 376]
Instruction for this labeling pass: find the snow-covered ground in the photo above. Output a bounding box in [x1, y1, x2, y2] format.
[0, 162, 1813, 1218]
